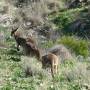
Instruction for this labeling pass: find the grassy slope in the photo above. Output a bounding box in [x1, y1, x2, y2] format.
[0, 1, 90, 89]
[0, 27, 90, 90]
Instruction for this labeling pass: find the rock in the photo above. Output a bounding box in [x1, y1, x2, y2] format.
[47, 44, 73, 62]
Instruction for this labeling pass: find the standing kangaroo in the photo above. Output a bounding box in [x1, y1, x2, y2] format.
[11, 28, 41, 60]
[41, 53, 58, 77]
[11, 28, 26, 51]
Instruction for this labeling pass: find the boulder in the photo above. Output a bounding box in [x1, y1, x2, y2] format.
[48, 45, 73, 62]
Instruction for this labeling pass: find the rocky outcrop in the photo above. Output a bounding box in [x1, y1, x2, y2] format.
[47, 45, 73, 62]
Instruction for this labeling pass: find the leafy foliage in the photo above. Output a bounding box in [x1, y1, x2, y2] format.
[57, 36, 89, 57]
[52, 7, 89, 35]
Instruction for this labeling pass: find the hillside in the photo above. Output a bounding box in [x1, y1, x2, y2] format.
[0, 0, 90, 90]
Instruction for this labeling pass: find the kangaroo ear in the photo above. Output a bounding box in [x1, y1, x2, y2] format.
[11, 27, 18, 36]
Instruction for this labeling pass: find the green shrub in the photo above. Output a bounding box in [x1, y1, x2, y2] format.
[7, 46, 23, 56]
[52, 8, 82, 27]
[52, 13, 72, 30]
[68, 82, 81, 90]
[12, 67, 23, 78]
[8, 55, 21, 62]
[1, 81, 13, 90]
[0, 26, 7, 31]
[57, 36, 89, 57]
[51, 7, 88, 34]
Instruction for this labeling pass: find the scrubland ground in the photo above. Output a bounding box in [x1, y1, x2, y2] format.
[0, 29, 90, 90]
[0, 0, 90, 90]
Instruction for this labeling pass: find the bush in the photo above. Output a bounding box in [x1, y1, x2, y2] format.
[52, 7, 88, 34]
[21, 56, 49, 78]
[57, 36, 89, 57]
[1, 81, 13, 90]
[52, 8, 82, 27]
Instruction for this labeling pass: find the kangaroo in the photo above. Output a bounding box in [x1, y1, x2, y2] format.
[25, 41, 41, 60]
[11, 28, 41, 60]
[41, 53, 58, 77]
[11, 28, 26, 51]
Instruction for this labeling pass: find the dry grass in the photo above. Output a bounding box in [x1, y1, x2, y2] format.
[4, 0, 65, 26]
[21, 56, 51, 78]
[0, 47, 90, 90]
